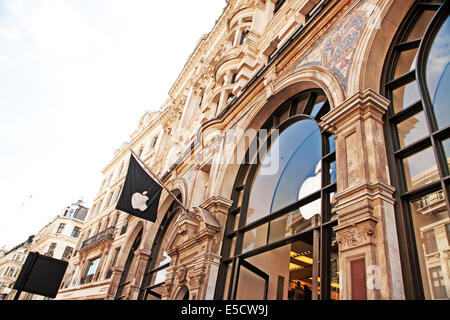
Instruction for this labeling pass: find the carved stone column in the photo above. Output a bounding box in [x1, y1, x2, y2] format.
[200, 196, 233, 243]
[321, 89, 405, 300]
[105, 266, 123, 300]
[127, 249, 151, 300]
[200, 196, 233, 300]
[95, 243, 110, 282]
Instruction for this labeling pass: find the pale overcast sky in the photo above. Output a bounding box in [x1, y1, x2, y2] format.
[0, 0, 226, 250]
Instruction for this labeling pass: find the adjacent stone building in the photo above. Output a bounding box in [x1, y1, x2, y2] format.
[0, 236, 33, 300]
[57, 0, 450, 300]
[18, 200, 88, 300]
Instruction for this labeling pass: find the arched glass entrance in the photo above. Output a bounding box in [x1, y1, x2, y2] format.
[138, 195, 183, 300]
[215, 89, 339, 300]
[115, 228, 142, 300]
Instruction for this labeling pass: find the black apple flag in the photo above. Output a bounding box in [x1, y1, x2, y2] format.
[115, 154, 162, 222]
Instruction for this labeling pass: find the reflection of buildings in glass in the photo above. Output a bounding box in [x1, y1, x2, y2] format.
[412, 189, 450, 299]
[330, 235, 339, 300]
[298, 161, 322, 219]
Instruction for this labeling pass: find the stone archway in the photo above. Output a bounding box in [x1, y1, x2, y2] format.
[107, 220, 145, 300]
[346, 0, 415, 95]
[160, 207, 221, 300]
[210, 65, 346, 203]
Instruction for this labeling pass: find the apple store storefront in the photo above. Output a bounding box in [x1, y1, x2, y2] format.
[213, 90, 338, 300]
[116, 0, 450, 302]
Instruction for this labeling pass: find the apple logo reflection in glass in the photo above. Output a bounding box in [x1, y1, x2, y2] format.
[131, 191, 150, 212]
[298, 161, 321, 220]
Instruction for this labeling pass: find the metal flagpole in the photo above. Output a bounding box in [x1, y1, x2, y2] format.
[130, 150, 198, 221]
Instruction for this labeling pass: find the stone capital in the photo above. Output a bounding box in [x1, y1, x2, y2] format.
[200, 196, 233, 217]
[320, 88, 390, 135]
[334, 219, 377, 252]
[134, 248, 151, 260]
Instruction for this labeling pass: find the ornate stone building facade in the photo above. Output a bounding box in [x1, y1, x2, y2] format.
[19, 200, 88, 300]
[57, 0, 450, 300]
[0, 236, 33, 300]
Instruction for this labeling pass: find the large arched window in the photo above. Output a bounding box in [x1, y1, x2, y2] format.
[382, 0, 450, 300]
[215, 89, 338, 300]
[138, 195, 183, 300]
[115, 229, 142, 300]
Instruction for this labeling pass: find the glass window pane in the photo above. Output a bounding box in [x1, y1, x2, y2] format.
[407, 10, 436, 41]
[229, 237, 236, 257]
[145, 285, 163, 300]
[222, 263, 233, 299]
[392, 81, 421, 113]
[235, 265, 267, 300]
[329, 135, 336, 154]
[396, 111, 429, 148]
[152, 266, 169, 286]
[409, 190, 449, 299]
[446, 223, 450, 245]
[295, 97, 309, 115]
[86, 258, 99, 275]
[233, 213, 240, 231]
[330, 160, 337, 184]
[441, 138, 450, 173]
[330, 230, 340, 300]
[402, 147, 439, 190]
[236, 240, 315, 300]
[395, 48, 418, 78]
[310, 95, 327, 117]
[329, 192, 337, 221]
[268, 206, 320, 243]
[278, 106, 290, 124]
[242, 223, 268, 253]
[426, 14, 450, 129]
[236, 189, 244, 207]
[247, 119, 321, 223]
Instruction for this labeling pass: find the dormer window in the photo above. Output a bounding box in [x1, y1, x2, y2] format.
[227, 93, 235, 104]
[274, 0, 286, 14]
[239, 29, 249, 45]
[151, 136, 158, 148]
[137, 144, 144, 157]
[231, 73, 237, 84]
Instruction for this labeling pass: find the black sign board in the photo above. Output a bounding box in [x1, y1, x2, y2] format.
[13, 252, 68, 299]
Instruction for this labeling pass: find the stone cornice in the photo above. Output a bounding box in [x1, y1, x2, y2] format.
[100, 0, 341, 191]
[334, 179, 396, 203]
[30, 232, 79, 249]
[168, 4, 231, 99]
[200, 196, 233, 214]
[101, 107, 171, 174]
[320, 88, 390, 134]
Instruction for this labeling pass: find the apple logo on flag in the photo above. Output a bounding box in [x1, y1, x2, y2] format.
[131, 191, 149, 211]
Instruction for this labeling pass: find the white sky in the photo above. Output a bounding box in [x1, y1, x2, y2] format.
[0, 0, 226, 250]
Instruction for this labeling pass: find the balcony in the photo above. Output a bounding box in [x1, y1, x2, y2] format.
[79, 227, 115, 252]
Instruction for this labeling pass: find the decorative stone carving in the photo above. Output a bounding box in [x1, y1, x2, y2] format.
[177, 266, 188, 284]
[188, 274, 204, 290]
[264, 68, 278, 100]
[336, 222, 376, 251]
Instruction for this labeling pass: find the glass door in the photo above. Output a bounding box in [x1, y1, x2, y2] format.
[229, 231, 320, 300]
[232, 257, 269, 300]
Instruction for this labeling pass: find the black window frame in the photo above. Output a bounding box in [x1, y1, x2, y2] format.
[138, 195, 183, 300]
[274, 0, 286, 14]
[214, 89, 338, 300]
[381, 0, 450, 299]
